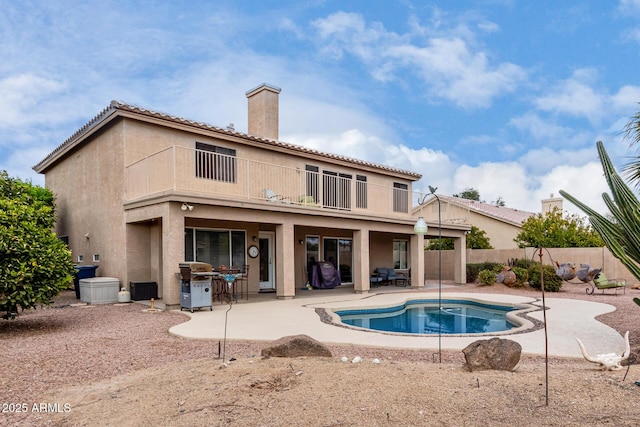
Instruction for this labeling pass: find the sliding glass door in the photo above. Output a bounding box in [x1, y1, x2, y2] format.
[322, 237, 353, 283]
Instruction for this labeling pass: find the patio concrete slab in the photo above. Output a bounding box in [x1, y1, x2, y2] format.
[168, 289, 626, 358]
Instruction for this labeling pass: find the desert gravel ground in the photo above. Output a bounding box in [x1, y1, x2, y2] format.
[1, 282, 640, 426]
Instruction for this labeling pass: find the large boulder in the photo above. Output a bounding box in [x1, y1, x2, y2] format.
[261, 334, 333, 358]
[462, 338, 522, 372]
[500, 266, 516, 286]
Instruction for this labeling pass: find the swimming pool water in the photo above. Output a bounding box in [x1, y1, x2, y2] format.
[336, 299, 516, 334]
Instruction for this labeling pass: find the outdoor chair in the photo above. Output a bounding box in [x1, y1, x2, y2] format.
[263, 189, 291, 203]
[236, 264, 249, 300]
[372, 268, 401, 286]
[371, 268, 390, 286]
[587, 272, 626, 295]
[396, 268, 411, 287]
[385, 268, 401, 286]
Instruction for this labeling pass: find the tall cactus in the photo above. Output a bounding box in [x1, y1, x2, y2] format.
[559, 140, 640, 281]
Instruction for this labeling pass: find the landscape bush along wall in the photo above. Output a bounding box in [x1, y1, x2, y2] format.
[424, 247, 636, 285]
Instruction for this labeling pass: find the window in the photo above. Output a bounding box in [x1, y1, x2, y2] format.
[393, 182, 408, 213]
[195, 142, 236, 183]
[356, 175, 367, 209]
[323, 170, 352, 210]
[184, 228, 246, 268]
[305, 235, 320, 284]
[92, 254, 100, 262]
[393, 240, 408, 269]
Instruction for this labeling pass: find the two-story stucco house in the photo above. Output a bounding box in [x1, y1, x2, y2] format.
[414, 194, 565, 249]
[34, 83, 468, 307]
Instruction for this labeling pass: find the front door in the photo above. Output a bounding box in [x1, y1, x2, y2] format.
[259, 232, 275, 290]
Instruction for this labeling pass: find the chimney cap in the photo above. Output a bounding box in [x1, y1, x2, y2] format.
[246, 83, 281, 97]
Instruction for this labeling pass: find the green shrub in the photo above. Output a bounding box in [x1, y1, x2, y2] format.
[466, 264, 483, 283]
[527, 263, 563, 292]
[0, 171, 75, 319]
[508, 258, 533, 269]
[510, 266, 528, 288]
[478, 269, 497, 286]
[466, 263, 502, 283]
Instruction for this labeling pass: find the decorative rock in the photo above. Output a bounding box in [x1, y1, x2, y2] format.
[462, 338, 522, 372]
[500, 266, 516, 286]
[352, 356, 362, 363]
[341, 356, 349, 363]
[576, 264, 601, 283]
[555, 262, 576, 281]
[261, 334, 332, 358]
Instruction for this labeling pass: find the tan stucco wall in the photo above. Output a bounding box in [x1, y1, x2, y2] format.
[41, 114, 472, 305]
[46, 121, 127, 285]
[426, 246, 637, 285]
[466, 212, 521, 249]
[416, 201, 522, 249]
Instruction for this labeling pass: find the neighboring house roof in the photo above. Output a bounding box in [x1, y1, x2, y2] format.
[416, 194, 536, 227]
[33, 100, 422, 180]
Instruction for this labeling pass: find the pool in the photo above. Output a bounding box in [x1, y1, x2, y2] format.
[335, 299, 530, 335]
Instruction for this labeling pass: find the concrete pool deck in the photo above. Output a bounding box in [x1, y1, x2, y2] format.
[168, 285, 626, 359]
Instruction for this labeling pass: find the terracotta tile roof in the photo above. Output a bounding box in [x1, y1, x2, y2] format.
[33, 100, 422, 180]
[427, 194, 536, 226]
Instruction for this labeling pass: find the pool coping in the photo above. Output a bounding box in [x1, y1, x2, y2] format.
[321, 296, 544, 337]
[168, 290, 626, 359]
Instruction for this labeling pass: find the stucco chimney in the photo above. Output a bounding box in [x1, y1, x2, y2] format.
[541, 193, 563, 213]
[246, 83, 281, 140]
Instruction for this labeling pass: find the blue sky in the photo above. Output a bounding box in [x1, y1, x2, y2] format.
[3, 0, 640, 215]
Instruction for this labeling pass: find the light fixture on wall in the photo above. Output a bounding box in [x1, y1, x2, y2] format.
[252, 236, 257, 242]
[181, 203, 194, 211]
[84, 233, 90, 239]
[298, 239, 304, 245]
[415, 185, 441, 364]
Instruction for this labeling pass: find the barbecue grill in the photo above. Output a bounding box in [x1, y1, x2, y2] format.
[178, 262, 215, 312]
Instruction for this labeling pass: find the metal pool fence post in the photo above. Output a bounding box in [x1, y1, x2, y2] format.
[435, 189, 442, 364]
[415, 186, 442, 364]
[538, 247, 550, 406]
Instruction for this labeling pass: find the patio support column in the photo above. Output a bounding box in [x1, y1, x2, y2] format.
[353, 228, 370, 294]
[161, 205, 185, 307]
[275, 221, 295, 299]
[411, 233, 424, 288]
[453, 235, 467, 284]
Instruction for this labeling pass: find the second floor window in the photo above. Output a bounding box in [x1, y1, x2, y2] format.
[356, 175, 367, 209]
[195, 142, 236, 183]
[393, 182, 408, 213]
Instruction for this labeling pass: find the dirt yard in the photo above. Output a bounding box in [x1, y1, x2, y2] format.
[1, 283, 640, 426]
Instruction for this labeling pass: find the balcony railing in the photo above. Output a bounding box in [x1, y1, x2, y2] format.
[125, 145, 419, 218]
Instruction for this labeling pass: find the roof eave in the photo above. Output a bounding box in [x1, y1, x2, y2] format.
[33, 101, 422, 181]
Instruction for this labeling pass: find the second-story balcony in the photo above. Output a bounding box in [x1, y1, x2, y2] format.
[125, 145, 422, 219]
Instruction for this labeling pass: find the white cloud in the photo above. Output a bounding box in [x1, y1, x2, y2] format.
[611, 85, 640, 109]
[619, 0, 640, 15]
[311, 11, 526, 109]
[0, 73, 65, 127]
[0, 146, 49, 185]
[539, 162, 609, 215]
[438, 160, 610, 217]
[534, 68, 605, 123]
[452, 162, 532, 207]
